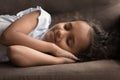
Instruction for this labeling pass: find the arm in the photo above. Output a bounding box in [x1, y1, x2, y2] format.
[0, 11, 53, 53]
[0, 11, 78, 60]
[8, 45, 75, 67]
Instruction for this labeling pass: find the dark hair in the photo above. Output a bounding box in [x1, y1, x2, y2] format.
[76, 19, 119, 62]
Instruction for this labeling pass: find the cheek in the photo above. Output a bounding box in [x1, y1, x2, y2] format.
[55, 40, 72, 53]
[56, 40, 78, 54]
[56, 40, 65, 48]
[56, 40, 68, 50]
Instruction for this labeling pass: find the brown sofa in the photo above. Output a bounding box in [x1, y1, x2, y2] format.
[0, 0, 120, 80]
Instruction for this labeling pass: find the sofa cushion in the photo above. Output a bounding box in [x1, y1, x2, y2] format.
[0, 60, 120, 80]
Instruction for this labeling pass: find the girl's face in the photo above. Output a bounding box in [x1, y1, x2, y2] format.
[44, 21, 92, 55]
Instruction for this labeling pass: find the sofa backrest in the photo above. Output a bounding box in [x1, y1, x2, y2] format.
[0, 0, 120, 30]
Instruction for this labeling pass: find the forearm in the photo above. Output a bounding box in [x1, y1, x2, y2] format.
[1, 31, 55, 53]
[8, 45, 75, 67]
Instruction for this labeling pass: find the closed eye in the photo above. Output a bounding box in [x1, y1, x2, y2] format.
[67, 38, 71, 46]
[66, 36, 74, 47]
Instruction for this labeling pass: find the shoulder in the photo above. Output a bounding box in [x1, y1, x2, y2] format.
[16, 6, 51, 21]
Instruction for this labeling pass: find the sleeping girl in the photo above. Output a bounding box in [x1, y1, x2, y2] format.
[0, 6, 115, 67]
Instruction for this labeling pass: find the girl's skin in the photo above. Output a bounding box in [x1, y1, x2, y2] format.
[0, 11, 92, 67]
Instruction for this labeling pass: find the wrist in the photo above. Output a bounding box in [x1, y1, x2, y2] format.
[49, 43, 59, 56]
[47, 43, 57, 53]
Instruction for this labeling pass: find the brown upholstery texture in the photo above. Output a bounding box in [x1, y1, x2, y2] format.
[0, 60, 120, 80]
[0, 0, 120, 80]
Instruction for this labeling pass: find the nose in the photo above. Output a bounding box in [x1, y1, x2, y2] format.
[55, 30, 67, 42]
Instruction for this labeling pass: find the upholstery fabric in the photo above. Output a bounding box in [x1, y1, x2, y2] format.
[0, 60, 120, 80]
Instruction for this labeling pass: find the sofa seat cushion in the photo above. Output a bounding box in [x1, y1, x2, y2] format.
[0, 60, 120, 80]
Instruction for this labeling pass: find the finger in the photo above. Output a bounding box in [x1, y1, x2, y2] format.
[69, 55, 79, 61]
[63, 53, 79, 60]
[71, 55, 79, 60]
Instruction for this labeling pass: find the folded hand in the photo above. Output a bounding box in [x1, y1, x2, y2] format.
[54, 47, 79, 61]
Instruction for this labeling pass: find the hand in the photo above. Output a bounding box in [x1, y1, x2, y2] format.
[57, 57, 76, 64]
[52, 44, 79, 61]
[56, 49, 79, 60]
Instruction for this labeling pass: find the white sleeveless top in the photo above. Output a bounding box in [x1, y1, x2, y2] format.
[0, 6, 51, 62]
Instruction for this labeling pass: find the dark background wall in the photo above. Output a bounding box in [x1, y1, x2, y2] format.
[0, 0, 120, 31]
[0, 0, 120, 15]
